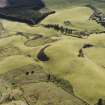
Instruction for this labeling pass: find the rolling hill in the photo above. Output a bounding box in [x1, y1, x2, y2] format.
[43, 0, 105, 10]
[0, 0, 55, 25]
[0, 0, 105, 105]
[0, 0, 45, 9]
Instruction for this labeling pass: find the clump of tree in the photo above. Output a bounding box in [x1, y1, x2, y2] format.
[78, 43, 94, 58]
[42, 23, 90, 38]
[37, 45, 50, 61]
[95, 98, 105, 105]
[78, 48, 84, 58]
[47, 74, 74, 94]
[64, 20, 72, 26]
[42, 24, 76, 34]
[87, 4, 105, 27]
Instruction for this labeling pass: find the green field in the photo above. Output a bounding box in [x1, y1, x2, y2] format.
[0, 1, 105, 105]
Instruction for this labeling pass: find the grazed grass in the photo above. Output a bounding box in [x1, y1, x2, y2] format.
[0, 4, 105, 105]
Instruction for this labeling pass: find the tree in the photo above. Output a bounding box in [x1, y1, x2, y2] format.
[97, 98, 104, 105]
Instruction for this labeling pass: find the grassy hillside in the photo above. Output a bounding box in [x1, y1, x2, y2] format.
[42, 6, 104, 32]
[0, 1, 105, 105]
[36, 35, 105, 104]
[43, 0, 105, 10]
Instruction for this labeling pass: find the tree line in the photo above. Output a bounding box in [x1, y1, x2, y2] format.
[42, 24, 90, 38]
[87, 5, 105, 27]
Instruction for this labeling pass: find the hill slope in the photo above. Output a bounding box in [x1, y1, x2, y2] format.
[0, 0, 45, 9]
[0, 1, 105, 105]
[43, 0, 105, 10]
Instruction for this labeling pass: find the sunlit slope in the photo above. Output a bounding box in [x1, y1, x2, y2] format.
[0, 3, 105, 105]
[84, 34, 105, 68]
[0, 32, 105, 104]
[1, 6, 105, 37]
[42, 6, 104, 32]
[0, 35, 89, 105]
[35, 34, 105, 104]
[1, 19, 57, 37]
[43, 0, 105, 10]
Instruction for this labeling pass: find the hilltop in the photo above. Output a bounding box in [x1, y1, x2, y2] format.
[43, 0, 105, 10]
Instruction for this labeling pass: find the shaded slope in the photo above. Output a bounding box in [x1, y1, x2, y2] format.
[0, 0, 45, 9]
[0, 0, 55, 25]
[37, 45, 50, 61]
[0, 8, 54, 25]
[0, 8, 56, 25]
